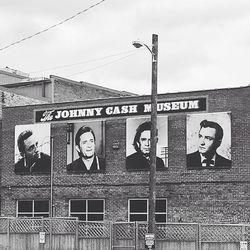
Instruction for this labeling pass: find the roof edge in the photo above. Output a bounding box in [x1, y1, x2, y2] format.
[50, 75, 136, 96]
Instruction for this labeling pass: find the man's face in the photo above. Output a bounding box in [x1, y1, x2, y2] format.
[23, 134, 40, 163]
[77, 132, 95, 159]
[137, 130, 151, 155]
[198, 127, 217, 156]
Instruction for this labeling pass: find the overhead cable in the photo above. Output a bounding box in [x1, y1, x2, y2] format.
[30, 49, 137, 73]
[66, 52, 138, 77]
[0, 0, 106, 51]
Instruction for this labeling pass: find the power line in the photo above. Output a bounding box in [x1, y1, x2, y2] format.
[30, 49, 137, 73]
[66, 52, 138, 77]
[0, 0, 106, 52]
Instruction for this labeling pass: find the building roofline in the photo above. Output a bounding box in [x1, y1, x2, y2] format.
[0, 85, 50, 103]
[2, 83, 249, 110]
[2, 78, 50, 88]
[0, 69, 28, 80]
[50, 75, 136, 96]
[160, 83, 250, 95]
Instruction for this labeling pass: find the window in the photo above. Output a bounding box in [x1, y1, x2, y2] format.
[155, 199, 167, 223]
[129, 199, 167, 223]
[17, 200, 49, 217]
[69, 199, 104, 221]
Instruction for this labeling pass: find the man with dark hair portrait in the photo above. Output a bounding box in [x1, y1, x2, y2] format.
[187, 119, 231, 169]
[67, 126, 105, 173]
[126, 121, 165, 171]
[15, 129, 51, 174]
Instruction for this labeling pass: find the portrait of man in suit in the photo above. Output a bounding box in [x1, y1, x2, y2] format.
[186, 113, 231, 170]
[67, 121, 105, 174]
[126, 117, 168, 171]
[14, 123, 51, 174]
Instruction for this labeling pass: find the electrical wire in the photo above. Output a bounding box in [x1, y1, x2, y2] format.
[29, 48, 147, 76]
[0, 0, 106, 52]
[66, 51, 138, 77]
[30, 49, 137, 73]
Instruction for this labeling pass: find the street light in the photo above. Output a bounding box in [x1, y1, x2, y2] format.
[133, 34, 158, 236]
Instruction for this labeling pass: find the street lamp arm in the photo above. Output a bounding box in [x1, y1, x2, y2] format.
[132, 41, 154, 55]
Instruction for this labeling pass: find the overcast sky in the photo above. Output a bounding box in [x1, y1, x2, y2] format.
[1, 0, 250, 95]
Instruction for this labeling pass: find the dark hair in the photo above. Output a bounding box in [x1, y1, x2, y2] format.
[17, 130, 33, 154]
[75, 126, 96, 146]
[200, 119, 224, 143]
[133, 121, 151, 152]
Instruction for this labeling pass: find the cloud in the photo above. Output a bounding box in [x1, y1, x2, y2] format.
[1, 0, 250, 94]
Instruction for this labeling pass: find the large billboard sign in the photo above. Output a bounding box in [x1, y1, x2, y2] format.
[14, 123, 51, 174]
[126, 116, 168, 171]
[186, 112, 231, 170]
[66, 121, 105, 174]
[35, 98, 206, 123]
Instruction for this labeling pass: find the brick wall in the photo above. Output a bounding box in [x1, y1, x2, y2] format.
[53, 78, 133, 103]
[1, 86, 249, 223]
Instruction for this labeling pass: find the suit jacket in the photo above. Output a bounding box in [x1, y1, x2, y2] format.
[14, 153, 51, 174]
[126, 152, 165, 171]
[187, 151, 231, 170]
[67, 155, 105, 173]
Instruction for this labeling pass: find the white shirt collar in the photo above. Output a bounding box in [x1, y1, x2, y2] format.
[200, 153, 216, 167]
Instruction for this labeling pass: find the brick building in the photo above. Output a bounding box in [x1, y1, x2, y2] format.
[0, 66, 134, 105]
[0, 85, 249, 224]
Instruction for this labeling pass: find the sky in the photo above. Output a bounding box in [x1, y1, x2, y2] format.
[1, 0, 250, 95]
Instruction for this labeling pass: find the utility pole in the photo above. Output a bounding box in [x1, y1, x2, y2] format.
[132, 34, 158, 246]
[148, 34, 158, 235]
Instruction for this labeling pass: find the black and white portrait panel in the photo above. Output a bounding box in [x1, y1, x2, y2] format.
[66, 121, 105, 174]
[14, 123, 51, 174]
[186, 112, 231, 170]
[126, 116, 168, 171]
